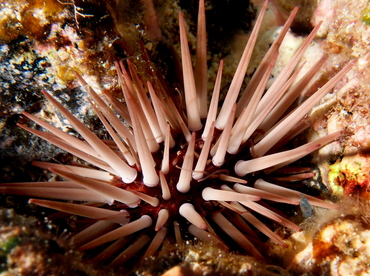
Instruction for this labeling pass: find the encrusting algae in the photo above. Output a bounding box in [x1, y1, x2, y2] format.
[0, 0, 370, 275]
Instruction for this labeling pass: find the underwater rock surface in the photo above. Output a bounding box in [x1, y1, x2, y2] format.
[0, 0, 369, 275]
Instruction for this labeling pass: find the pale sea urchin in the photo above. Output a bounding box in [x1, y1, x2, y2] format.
[0, 0, 354, 271]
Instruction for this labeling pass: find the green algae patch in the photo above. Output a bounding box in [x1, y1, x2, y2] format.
[361, 4, 370, 25]
[0, 236, 20, 272]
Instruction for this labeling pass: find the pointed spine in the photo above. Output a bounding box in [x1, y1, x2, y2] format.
[179, 12, 202, 131]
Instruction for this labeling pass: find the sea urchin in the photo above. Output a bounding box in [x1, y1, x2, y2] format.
[1, 0, 354, 270]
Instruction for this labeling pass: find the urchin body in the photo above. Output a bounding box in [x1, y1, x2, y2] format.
[0, 0, 352, 269]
